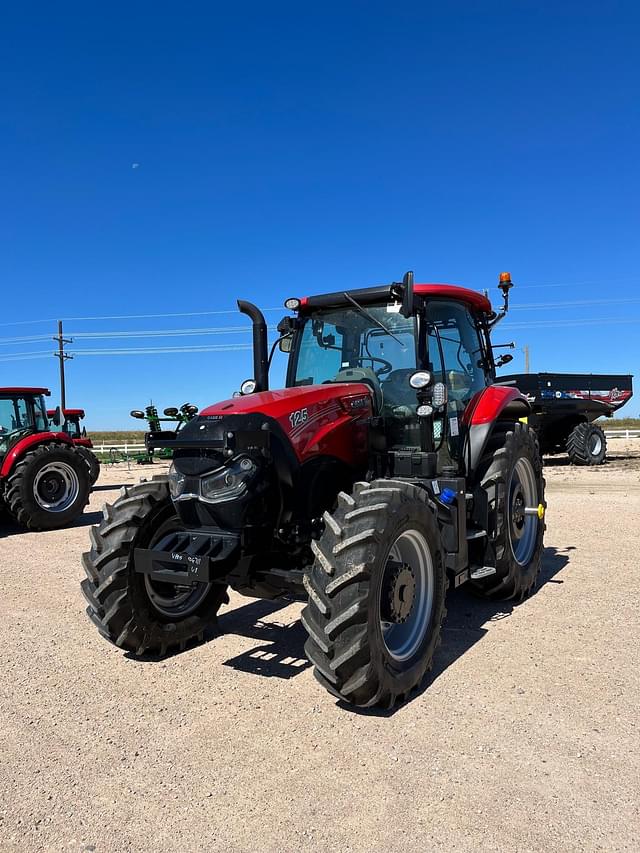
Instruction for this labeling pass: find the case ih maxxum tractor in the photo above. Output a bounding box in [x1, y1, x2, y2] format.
[82, 273, 546, 709]
[1, 388, 91, 530]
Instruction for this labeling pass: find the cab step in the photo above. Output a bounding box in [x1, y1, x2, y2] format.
[470, 565, 497, 580]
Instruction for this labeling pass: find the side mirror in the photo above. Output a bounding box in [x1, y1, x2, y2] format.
[185, 404, 199, 416]
[163, 407, 179, 417]
[495, 353, 514, 368]
[51, 406, 62, 427]
[400, 270, 415, 319]
[130, 410, 145, 419]
[279, 336, 293, 353]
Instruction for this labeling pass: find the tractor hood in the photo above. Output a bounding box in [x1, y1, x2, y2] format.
[189, 382, 374, 465]
[201, 383, 371, 420]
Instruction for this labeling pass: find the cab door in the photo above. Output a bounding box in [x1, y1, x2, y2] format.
[426, 300, 488, 468]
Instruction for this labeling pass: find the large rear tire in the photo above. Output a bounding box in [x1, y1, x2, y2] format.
[75, 446, 101, 485]
[81, 477, 228, 655]
[5, 441, 90, 530]
[470, 422, 545, 601]
[302, 480, 447, 709]
[566, 421, 607, 466]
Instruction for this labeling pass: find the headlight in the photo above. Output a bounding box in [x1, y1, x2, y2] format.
[168, 462, 186, 498]
[409, 370, 432, 389]
[200, 458, 256, 504]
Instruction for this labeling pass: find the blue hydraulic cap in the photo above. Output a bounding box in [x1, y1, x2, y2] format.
[440, 488, 457, 505]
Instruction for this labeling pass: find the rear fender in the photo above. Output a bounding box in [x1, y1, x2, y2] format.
[462, 386, 531, 478]
[0, 432, 74, 479]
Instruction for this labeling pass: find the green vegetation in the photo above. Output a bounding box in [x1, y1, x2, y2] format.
[596, 417, 640, 429]
[89, 430, 147, 445]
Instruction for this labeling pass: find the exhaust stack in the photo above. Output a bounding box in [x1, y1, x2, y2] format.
[237, 300, 269, 392]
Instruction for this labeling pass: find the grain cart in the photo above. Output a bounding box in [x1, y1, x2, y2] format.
[1, 387, 90, 530]
[82, 273, 546, 709]
[499, 372, 633, 465]
[47, 407, 101, 484]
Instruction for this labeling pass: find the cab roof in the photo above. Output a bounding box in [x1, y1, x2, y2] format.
[0, 387, 50, 396]
[46, 408, 85, 418]
[300, 283, 492, 315]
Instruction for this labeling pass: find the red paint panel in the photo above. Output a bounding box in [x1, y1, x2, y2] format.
[464, 385, 529, 425]
[414, 284, 492, 313]
[202, 383, 373, 465]
[0, 432, 74, 478]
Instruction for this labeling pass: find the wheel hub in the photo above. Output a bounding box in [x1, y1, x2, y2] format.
[387, 562, 416, 623]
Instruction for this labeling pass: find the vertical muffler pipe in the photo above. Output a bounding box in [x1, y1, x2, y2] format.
[237, 300, 269, 391]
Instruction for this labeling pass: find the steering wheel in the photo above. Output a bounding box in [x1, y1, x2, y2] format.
[360, 356, 393, 377]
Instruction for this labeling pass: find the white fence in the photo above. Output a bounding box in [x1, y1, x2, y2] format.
[604, 429, 640, 439]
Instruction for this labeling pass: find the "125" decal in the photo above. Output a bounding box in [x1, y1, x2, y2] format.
[289, 408, 308, 428]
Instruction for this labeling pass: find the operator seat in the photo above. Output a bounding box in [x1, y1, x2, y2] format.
[331, 367, 383, 414]
[381, 368, 417, 411]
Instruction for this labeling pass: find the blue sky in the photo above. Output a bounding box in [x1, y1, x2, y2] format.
[1, 1, 638, 428]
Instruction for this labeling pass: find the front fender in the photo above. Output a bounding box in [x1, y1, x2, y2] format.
[0, 432, 74, 478]
[462, 385, 531, 477]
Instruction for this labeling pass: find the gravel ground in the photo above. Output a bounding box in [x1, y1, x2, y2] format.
[1, 443, 639, 853]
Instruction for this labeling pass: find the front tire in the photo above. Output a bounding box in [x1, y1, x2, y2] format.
[302, 480, 447, 709]
[81, 477, 228, 655]
[5, 441, 90, 530]
[566, 421, 607, 465]
[470, 422, 545, 601]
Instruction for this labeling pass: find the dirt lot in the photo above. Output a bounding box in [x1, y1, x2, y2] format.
[1, 442, 639, 853]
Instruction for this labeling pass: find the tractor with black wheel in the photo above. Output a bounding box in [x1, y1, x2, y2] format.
[82, 272, 546, 709]
[1, 387, 91, 530]
[47, 406, 101, 485]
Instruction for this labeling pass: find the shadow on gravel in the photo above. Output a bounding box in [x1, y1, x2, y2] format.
[220, 598, 312, 679]
[91, 483, 128, 492]
[122, 547, 573, 705]
[338, 544, 574, 718]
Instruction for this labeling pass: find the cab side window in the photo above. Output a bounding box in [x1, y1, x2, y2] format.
[427, 301, 486, 405]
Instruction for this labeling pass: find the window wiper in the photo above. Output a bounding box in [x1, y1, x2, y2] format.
[342, 292, 405, 348]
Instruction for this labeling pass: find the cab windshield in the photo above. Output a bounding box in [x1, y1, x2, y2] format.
[290, 305, 417, 395]
[0, 394, 47, 455]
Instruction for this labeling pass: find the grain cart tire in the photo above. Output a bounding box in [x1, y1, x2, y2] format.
[81, 477, 228, 656]
[566, 422, 607, 466]
[302, 480, 447, 709]
[75, 446, 101, 485]
[5, 441, 90, 530]
[470, 422, 545, 601]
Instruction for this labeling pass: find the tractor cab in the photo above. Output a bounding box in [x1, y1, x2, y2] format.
[47, 408, 87, 440]
[0, 388, 50, 460]
[278, 277, 497, 475]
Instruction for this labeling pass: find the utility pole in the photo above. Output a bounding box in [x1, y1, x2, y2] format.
[53, 320, 73, 411]
[523, 344, 530, 374]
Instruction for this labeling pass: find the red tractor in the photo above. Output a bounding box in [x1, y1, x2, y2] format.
[82, 273, 546, 709]
[47, 407, 101, 485]
[1, 387, 91, 530]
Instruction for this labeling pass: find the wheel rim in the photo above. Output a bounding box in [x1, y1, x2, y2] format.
[379, 529, 435, 662]
[508, 457, 538, 566]
[588, 432, 602, 456]
[143, 523, 211, 619]
[33, 462, 80, 512]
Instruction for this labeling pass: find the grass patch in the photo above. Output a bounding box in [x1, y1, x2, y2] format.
[596, 417, 640, 429]
[89, 430, 147, 445]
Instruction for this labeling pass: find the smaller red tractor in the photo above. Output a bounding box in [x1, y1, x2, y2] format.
[47, 407, 101, 485]
[1, 387, 91, 530]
